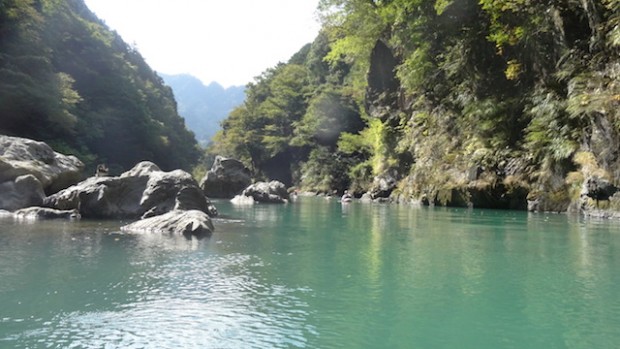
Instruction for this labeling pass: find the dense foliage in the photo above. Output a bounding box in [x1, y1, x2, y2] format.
[214, 0, 620, 209]
[210, 33, 365, 190]
[0, 0, 200, 173]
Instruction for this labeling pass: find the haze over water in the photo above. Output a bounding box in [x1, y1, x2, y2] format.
[1, 198, 619, 348]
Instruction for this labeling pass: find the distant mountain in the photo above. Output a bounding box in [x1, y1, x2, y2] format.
[161, 74, 245, 145]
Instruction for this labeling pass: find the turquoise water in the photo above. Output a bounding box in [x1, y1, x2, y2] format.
[1, 198, 619, 348]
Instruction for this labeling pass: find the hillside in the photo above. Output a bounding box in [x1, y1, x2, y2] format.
[161, 74, 245, 145]
[0, 0, 199, 173]
[212, 0, 620, 212]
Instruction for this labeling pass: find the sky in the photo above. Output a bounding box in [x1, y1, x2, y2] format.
[84, 0, 321, 87]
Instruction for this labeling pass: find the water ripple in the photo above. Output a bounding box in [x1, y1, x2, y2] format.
[5, 252, 316, 349]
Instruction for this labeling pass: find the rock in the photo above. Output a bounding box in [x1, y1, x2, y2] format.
[526, 190, 570, 213]
[365, 40, 400, 122]
[13, 207, 80, 220]
[121, 210, 214, 239]
[0, 174, 45, 211]
[231, 194, 256, 205]
[360, 192, 373, 203]
[0, 210, 13, 218]
[369, 173, 398, 199]
[582, 176, 617, 204]
[174, 186, 218, 216]
[341, 191, 353, 203]
[241, 181, 290, 203]
[200, 156, 252, 198]
[44, 162, 217, 219]
[44, 176, 147, 218]
[139, 169, 199, 218]
[0, 135, 84, 194]
[583, 209, 620, 219]
[120, 161, 161, 178]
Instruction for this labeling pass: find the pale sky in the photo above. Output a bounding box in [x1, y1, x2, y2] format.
[84, 0, 321, 87]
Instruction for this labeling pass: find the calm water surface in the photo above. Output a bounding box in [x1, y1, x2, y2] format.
[1, 198, 619, 348]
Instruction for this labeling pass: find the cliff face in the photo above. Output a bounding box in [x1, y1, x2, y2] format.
[363, 35, 619, 212]
[206, 0, 620, 213]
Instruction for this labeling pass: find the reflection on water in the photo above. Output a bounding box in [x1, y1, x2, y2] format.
[10, 253, 314, 349]
[1, 199, 620, 348]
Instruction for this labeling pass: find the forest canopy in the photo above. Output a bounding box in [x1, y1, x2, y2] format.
[0, 0, 200, 173]
[212, 0, 620, 210]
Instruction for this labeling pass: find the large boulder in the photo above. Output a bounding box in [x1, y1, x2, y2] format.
[44, 161, 217, 219]
[139, 169, 200, 218]
[0, 135, 84, 194]
[120, 161, 161, 178]
[121, 210, 214, 239]
[238, 180, 290, 203]
[0, 174, 45, 211]
[43, 175, 147, 218]
[200, 156, 252, 198]
[174, 186, 218, 217]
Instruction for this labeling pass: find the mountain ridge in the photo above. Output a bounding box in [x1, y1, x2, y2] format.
[161, 74, 245, 145]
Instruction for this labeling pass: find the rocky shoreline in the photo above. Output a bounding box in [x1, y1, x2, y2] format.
[0, 136, 291, 238]
[2, 135, 618, 239]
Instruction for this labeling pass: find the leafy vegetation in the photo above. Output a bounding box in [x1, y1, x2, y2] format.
[213, 0, 619, 209]
[0, 0, 200, 173]
[210, 32, 365, 191]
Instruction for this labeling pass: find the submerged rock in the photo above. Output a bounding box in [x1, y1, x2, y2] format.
[230, 194, 256, 205]
[121, 210, 214, 238]
[200, 156, 252, 199]
[13, 207, 80, 220]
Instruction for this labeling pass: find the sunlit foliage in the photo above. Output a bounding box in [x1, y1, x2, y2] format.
[214, 0, 620, 204]
[0, 0, 200, 172]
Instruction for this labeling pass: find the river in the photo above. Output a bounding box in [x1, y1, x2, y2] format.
[1, 197, 619, 348]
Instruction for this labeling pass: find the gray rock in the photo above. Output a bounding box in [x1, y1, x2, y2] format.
[174, 186, 218, 217]
[200, 156, 252, 198]
[0, 210, 13, 218]
[0, 135, 84, 194]
[0, 174, 45, 211]
[369, 173, 397, 199]
[13, 207, 80, 220]
[121, 210, 214, 238]
[139, 169, 198, 218]
[360, 192, 373, 203]
[45, 162, 217, 219]
[120, 161, 161, 178]
[241, 181, 290, 203]
[230, 194, 256, 205]
[527, 198, 540, 212]
[43, 175, 147, 218]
